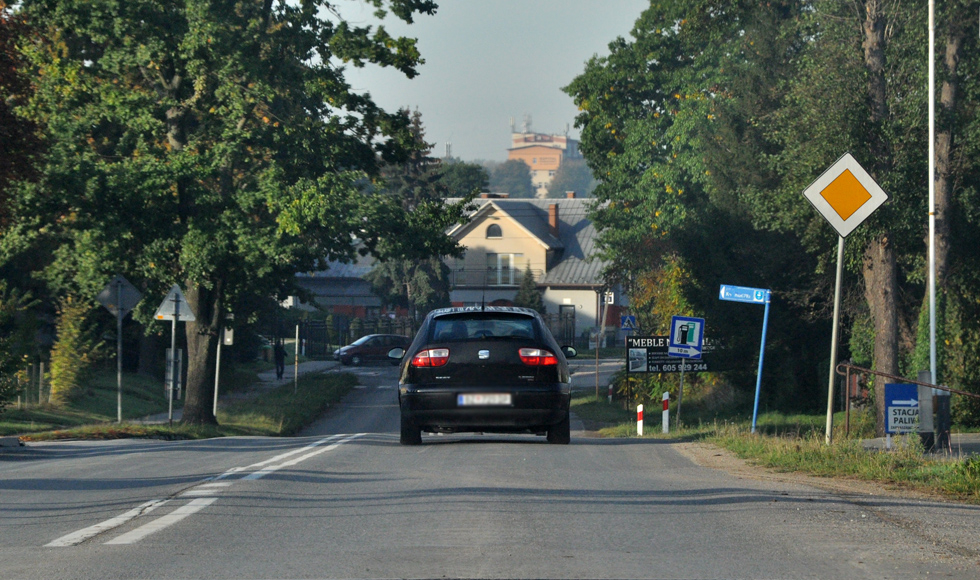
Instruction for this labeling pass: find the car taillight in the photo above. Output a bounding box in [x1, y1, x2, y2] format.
[411, 348, 450, 367]
[519, 348, 558, 366]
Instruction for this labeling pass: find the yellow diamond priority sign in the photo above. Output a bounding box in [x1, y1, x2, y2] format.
[803, 153, 888, 238]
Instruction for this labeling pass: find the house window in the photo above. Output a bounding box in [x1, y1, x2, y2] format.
[486, 253, 523, 286]
[486, 224, 502, 239]
[532, 158, 537, 164]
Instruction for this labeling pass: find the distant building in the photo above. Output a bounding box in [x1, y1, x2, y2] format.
[507, 117, 582, 197]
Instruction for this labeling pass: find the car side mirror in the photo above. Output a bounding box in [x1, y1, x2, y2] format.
[561, 346, 577, 359]
[388, 347, 406, 360]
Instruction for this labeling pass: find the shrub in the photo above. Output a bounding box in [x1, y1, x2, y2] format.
[48, 297, 102, 405]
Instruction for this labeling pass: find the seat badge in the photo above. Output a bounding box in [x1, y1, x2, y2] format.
[478, 349, 490, 360]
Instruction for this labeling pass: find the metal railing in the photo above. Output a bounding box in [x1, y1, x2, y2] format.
[835, 362, 980, 437]
[450, 268, 545, 288]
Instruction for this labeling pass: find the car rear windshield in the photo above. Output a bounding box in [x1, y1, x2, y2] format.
[430, 313, 536, 341]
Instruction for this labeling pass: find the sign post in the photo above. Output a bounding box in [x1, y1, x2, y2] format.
[155, 285, 196, 425]
[668, 315, 704, 428]
[719, 285, 771, 433]
[803, 153, 888, 444]
[96, 275, 142, 423]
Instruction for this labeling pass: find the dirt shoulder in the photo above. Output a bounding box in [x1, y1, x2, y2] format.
[673, 440, 943, 501]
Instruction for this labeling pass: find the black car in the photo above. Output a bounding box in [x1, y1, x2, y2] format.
[389, 306, 576, 445]
[334, 334, 411, 366]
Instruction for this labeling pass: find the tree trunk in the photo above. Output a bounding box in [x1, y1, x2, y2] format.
[934, 11, 964, 288]
[863, 236, 900, 435]
[861, 0, 899, 436]
[180, 280, 222, 425]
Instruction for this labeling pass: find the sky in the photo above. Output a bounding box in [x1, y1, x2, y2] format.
[343, 0, 649, 162]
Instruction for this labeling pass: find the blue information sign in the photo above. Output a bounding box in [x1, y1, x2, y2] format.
[719, 285, 770, 304]
[885, 383, 919, 435]
[668, 316, 704, 359]
[621, 315, 637, 330]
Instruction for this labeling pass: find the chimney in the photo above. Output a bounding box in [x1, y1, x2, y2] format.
[565, 191, 576, 199]
[548, 203, 559, 238]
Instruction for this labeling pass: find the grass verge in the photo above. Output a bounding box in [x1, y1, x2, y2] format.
[10, 369, 356, 441]
[570, 390, 980, 503]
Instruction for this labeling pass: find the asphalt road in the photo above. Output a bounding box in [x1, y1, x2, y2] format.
[2, 363, 979, 579]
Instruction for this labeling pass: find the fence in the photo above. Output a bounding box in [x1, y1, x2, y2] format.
[836, 362, 980, 441]
[292, 317, 419, 359]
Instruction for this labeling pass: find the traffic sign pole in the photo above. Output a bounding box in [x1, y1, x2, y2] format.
[825, 236, 845, 444]
[169, 296, 180, 426]
[116, 281, 123, 423]
[750, 293, 771, 433]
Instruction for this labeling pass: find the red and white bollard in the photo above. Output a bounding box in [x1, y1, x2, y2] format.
[662, 391, 670, 434]
[637, 404, 644, 436]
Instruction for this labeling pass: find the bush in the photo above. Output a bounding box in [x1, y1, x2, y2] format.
[48, 297, 102, 405]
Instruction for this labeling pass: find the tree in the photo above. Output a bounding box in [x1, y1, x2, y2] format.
[545, 159, 596, 198]
[513, 264, 543, 314]
[8, 0, 466, 425]
[0, 281, 36, 411]
[380, 108, 446, 210]
[48, 297, 101, 405]
[438, 158, 488, 197]
[489, 159, 534, 198]
[0, 1, 42, 228]
[365, 257, 451, 321]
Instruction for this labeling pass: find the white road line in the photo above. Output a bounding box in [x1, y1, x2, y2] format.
[46, 434, 361, 547]
[243, 433, 364, 480]
[45, 499, 169, 547]
[104, 498, 217, 545]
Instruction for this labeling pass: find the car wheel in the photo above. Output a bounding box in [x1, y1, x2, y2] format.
[351, 355, 362, 366]
[547, 411, 571, 445]
[400, 414, 422, 445]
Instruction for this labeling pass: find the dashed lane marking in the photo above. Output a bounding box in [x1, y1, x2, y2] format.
[45, 499, 170, 547]
[104, 498, 217, 545]
[45, 433, 364, 547]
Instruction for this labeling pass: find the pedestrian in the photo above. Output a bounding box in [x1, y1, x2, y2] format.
[274, 338, 286, 380]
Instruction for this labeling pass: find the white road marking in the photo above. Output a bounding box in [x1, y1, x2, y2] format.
[243, 433, 363, 480]
[45, 499, 169, 547]
[104, 498, 217, 545]
[46, 433, 362, 547]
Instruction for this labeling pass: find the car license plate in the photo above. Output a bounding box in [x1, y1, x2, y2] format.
[457, 393, 512, 406]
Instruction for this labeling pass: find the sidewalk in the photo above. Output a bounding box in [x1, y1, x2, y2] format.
[135, 359, 341, 424]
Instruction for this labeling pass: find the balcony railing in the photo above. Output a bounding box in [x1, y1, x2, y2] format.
[451, 268, 545, 287]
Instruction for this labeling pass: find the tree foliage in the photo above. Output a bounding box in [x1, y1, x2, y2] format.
[5, 0, 462, 424]
[545, 158, 596, 198]
[0, 1, 42, 229]
[489, 159, 534, 198]
[513, 264, 543, 314]
[567, 0, 980, 426]
[365, 257, 451, 321]
[48, 297, 101, 405]
[438, 158, 489, 198]
[0, 280, 36, 410]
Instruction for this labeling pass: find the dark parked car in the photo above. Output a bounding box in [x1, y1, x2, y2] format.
[334, 334, 411, 366]
[389, 306, 576, 445]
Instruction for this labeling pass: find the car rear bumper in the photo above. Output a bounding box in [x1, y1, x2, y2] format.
[399, 384, 570, 432]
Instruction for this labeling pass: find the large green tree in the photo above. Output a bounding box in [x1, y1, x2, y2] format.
[438, 158, 488, 198]
[545, 158, 596, 198]
[7, 0, 465, 425]
[489, 159, 534, 198]
[568, 0, 980, 429]
[0, 1, 42, 228]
